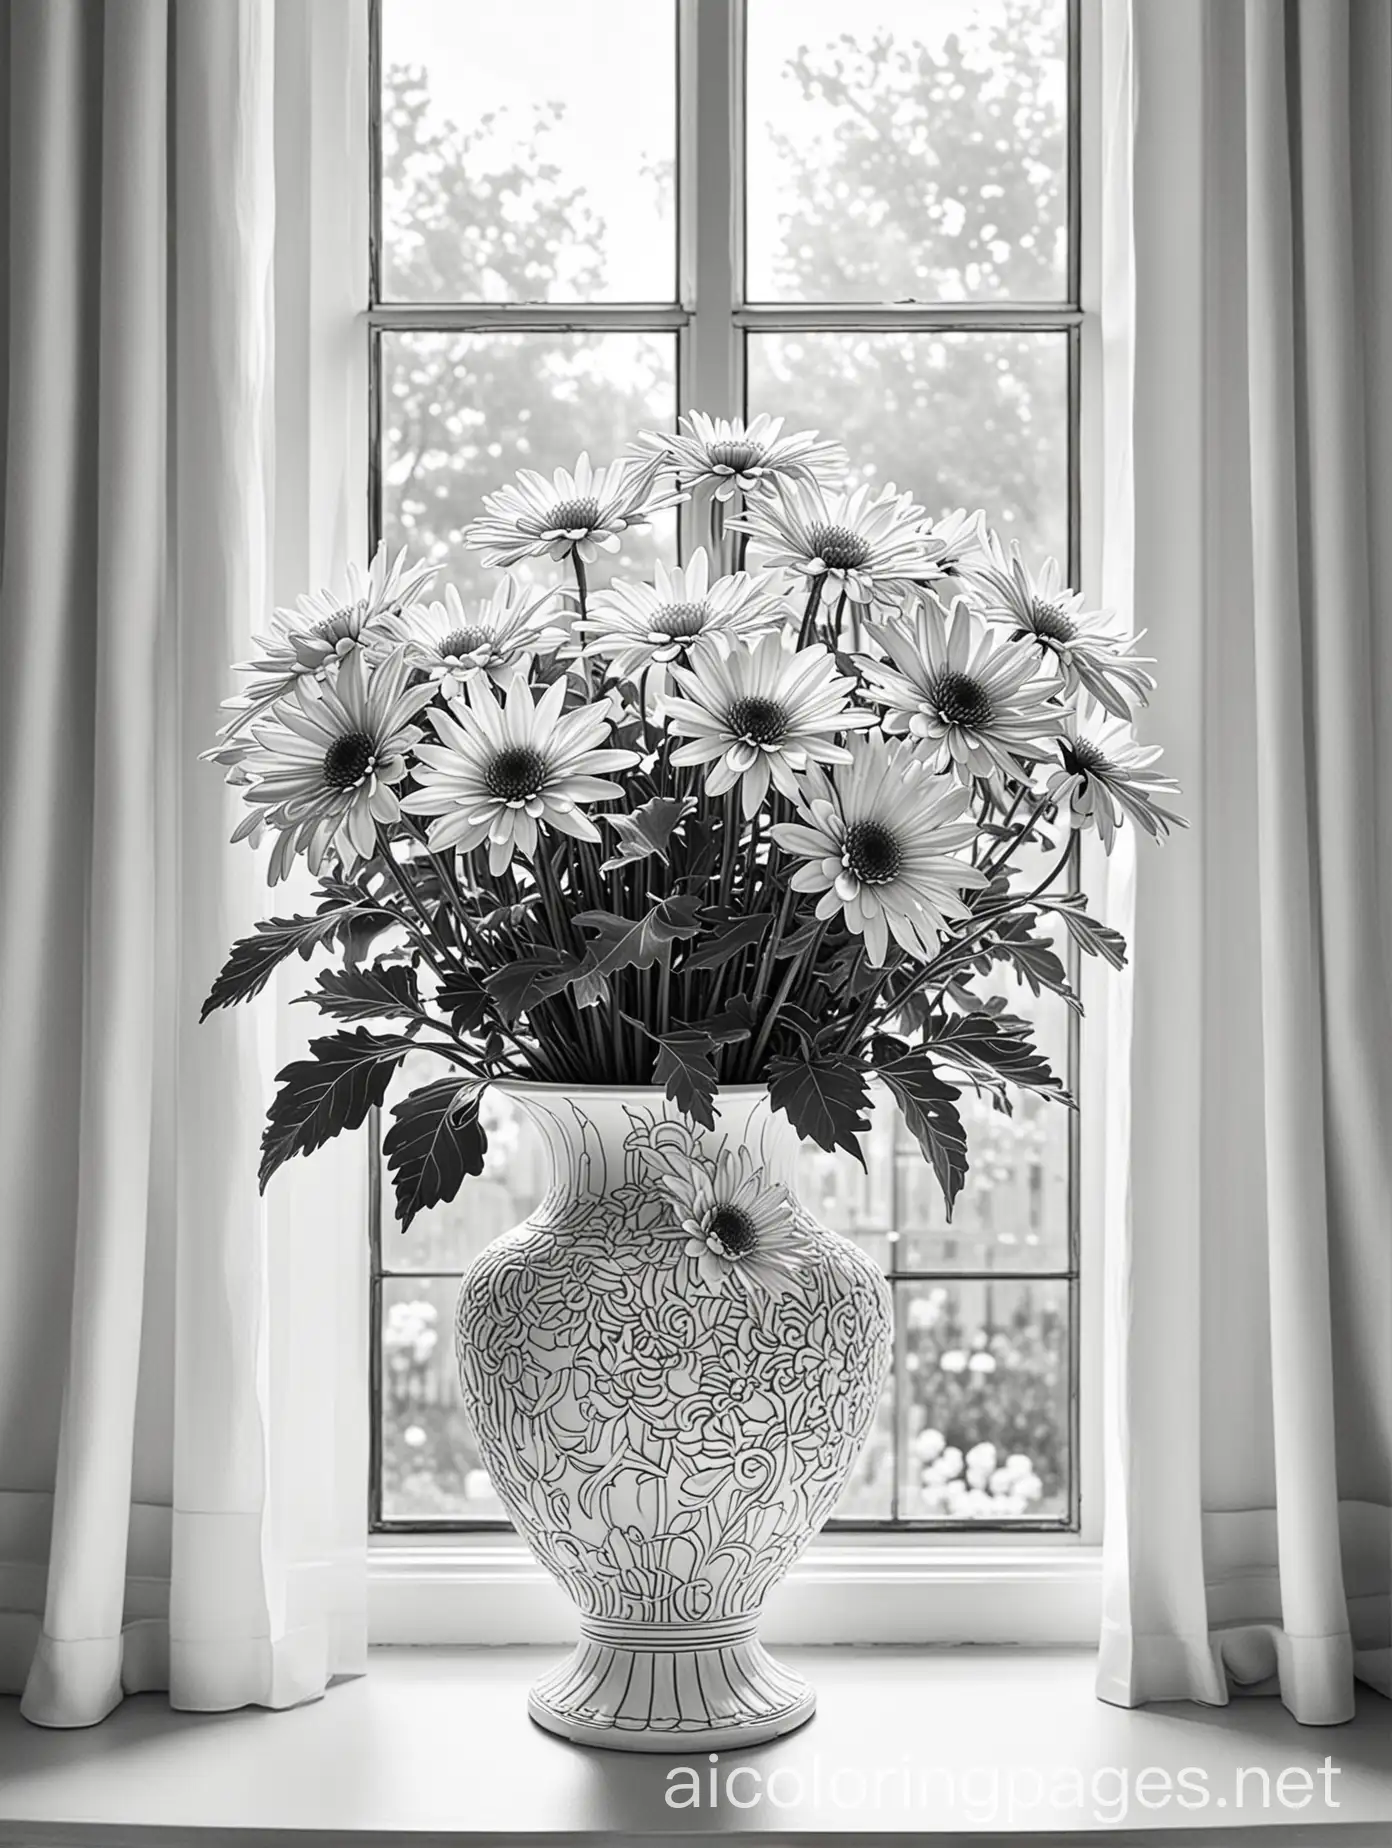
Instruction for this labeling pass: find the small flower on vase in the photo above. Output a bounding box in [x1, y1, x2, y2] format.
[655, 1147, 807, 1301]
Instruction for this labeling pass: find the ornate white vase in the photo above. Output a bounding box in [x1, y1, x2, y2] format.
[455, 1083, 892, 1751]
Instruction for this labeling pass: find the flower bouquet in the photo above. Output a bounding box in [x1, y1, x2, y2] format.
[204, 411, 1181, 1749]
[204, 410, 1180, 1231]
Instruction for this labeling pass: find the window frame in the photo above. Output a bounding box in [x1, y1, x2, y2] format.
[364, 0, 1100, 1565]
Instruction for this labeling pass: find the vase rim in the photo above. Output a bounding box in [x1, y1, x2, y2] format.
[496, 1079, 769, 1101]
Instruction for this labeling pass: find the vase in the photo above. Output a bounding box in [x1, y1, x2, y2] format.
[455, 1082, 892, 1751]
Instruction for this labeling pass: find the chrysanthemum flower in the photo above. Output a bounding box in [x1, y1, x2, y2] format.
[665, 633, 874, 818]
[224, 544, 436, 726]
[653, 1147, 806, 1300]
[927, 507, 988, 577]
[632, 412, 847, 503]
[1044, 716, 1185, 851]
[380, 578, 567, 699]
[732, 480, 944, 606]
[464, 451, 683, 569]
[860, 595, 1065, 784]
[772, 735, 985, 966]
[237, 650, 436, 884]
[968, 537, 1156, 721]
[577, 547, 789, 684]
[401, 674, 640, 871]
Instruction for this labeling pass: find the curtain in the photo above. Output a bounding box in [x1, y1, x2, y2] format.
[1098, 0, 1392, 1725]
[0, 0, 370, 1727]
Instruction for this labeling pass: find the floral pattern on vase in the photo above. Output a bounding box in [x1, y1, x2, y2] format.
[455, 1084, 892, 1750]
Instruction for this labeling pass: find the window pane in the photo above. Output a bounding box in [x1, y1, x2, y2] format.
[380, 1, 676, 303]
[380, 1276, 505, 1520]
[897, 1278, 1069, 1520]
[381, 329, 677, 599]
[745, 0, 1068, 303]
[747, 329, 1068, 563]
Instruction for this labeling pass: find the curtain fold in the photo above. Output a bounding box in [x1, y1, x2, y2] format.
[0, 0, 369, 1728]
[1099, 0, 1392, 1725]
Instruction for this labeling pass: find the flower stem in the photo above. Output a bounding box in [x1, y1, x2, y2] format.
[796, 574, 825, 647]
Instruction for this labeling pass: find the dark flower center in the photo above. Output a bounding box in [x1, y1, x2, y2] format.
[707, 439, 764, 473]
[544, 496, 602, 534]
[1030, 600, 1077, 643]
[314, 605, 363, 646]
[485, 744, 548, 802]
[439, 625, 490, 659]
[807, 522, 871, 571]
[931, 669, 995, 730]
[322, 730, 377, 789]
[726, 695, 789, 746]
[706, 1205, 758, 1257]
[841, 818, 903, 886]
[652, 600, 709, 640]
[1063, 737, 1110, 777]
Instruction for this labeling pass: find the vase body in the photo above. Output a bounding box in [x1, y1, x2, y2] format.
[455, 1084, 892, 1751]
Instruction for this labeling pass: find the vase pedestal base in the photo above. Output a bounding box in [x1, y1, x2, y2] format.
[526, 1616, 815, 1753]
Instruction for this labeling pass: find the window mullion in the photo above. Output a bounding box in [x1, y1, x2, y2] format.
[678, 0, 742, 425]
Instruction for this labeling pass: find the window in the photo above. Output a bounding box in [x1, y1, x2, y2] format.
[369, 0, 1082, 1534]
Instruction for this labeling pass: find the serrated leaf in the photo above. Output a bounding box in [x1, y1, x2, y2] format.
[384, 1077, 489, 1231]
[1044, 895, 1128, 969]
[681, 908, 773, 973]
[922, 1011, 1070, 1100]
[981, 916, 1080, 1012]
[874, 1049, 970, 1217]
[650, 1031, 721, 1129]
[299, 962, 422, 1023]
[258, 1029, 411, 1191]
[484, 950, 578, 1025]
[766, 1053, 871, 1163]
[202, 903, 386, 1020]
[696, 998, 755, 1043]
[599, 796, 693, 873]
[436, 971, 490, 1034]
[572, 896, 703, 983]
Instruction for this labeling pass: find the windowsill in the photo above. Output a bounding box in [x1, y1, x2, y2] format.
[2, 1647, 1387, 1844]
[367, 1531, 1103, 1646]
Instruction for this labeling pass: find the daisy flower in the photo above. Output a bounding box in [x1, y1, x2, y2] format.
[927, 507, 989, 577]
[860, 595, 1065, 784]
[665, 633, 875, 818]
[1044, 716, 1185, 852]
[380, 578, 567, 699]
[401, 674, 640, 872]
[654, 1147, 806, 1301]
[237, 649, 436, 885]
[223, 544, 436, 727]
[577, 547, 789, 684]
[464, 451, 683, 569]
[968, 537, 1156, 720]
[772, 735, 986, 966]
[631, 412, 846, 503]
[732, 480, 944, 607]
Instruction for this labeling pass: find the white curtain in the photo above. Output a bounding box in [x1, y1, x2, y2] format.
[1098, 0, 1392, 1725]
[0, 0, 370, 1727]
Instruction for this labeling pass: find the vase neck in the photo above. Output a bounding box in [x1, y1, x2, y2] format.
[503, 1087, 796, 1198]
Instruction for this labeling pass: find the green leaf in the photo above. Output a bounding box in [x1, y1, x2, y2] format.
[923, 1011, 1070, 1100]
[680, 908, 774, 973]
[981, 916, 1080, 1012]
[572, 896, 703, 982]
[484, 950, 577, 1024]
[766, 1053, 871, 1163]
[599, 796, 693, 873]
[258, 1029, 412, 1192]
[384, 1077, 489, 1230]
[874, 1049, 970, 1217]
[202, 906, 381, 1021]
[436, 972, 490, 1034]
[299, 962, 422, 1024]
[1044, 894, 1128, 970]
[650, 1031, 721, 1129]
